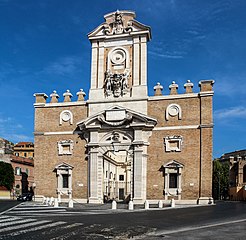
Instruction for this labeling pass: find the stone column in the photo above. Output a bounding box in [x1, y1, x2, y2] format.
[178, 168, 182, 200]
[140, 36, 147, 86]
[98, 42, 105, 89]
[164, 169, 169, 200]
[133, 37, 140, 86]
[68, 169, 72, 199]
[90, 41, 98, 89]
[88, 147, 99, 203]
[132, 144, 148, 204]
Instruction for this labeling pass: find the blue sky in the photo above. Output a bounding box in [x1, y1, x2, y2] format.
[0, 0, 245, 158]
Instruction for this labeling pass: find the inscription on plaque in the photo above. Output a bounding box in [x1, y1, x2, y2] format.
[106, 110, 126, 121]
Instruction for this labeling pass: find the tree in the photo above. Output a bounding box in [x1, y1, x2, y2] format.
[0, 161, 15, 190]
[212, 159, 229, 200]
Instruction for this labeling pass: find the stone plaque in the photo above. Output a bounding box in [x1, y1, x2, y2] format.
[106, 110, 126, 121]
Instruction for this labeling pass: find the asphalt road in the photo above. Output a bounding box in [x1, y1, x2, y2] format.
[0, 201, 245, 239]
[0, 200, 20, 215]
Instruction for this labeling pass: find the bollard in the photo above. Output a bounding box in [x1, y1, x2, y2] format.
[158, 200, 163, 208]
[68, 199, 73, 208]
[50, 197, 54, 206]
[54, 198, 59, 207]
[171, 198, 175, 208]
[128, 200, 134, 210]
[112, 200, 117, 210]
[144, 200, 149, 209]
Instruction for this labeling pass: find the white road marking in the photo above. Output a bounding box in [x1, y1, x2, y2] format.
[0, 217, 21, 223]
[0, 218, 36, 227]
[13, 207, 65, 210]
[8, 209, 66, 213]
[2, 221, 66, 237]
[0, 219, 50, 233]
[152, 218, 246, 236]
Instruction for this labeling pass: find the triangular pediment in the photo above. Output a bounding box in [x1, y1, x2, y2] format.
[163, 160, 184, 168]
[55, 162, 74, 170]
[76, 106, 157, 131]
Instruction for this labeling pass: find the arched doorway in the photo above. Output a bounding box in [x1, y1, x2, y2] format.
[76, 106, 157, 204]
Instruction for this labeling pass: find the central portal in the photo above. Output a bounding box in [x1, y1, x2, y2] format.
[76, 106, 157, 204]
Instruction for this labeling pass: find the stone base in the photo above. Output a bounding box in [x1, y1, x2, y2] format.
[88, 197, 103, 204]
[133, 198, 145, 204]
[197, 197, 214, 205]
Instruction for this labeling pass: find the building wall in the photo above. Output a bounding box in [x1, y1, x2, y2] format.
[34, 103, 88, 199]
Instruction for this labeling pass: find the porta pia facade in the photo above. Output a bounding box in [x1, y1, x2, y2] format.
[34, 10, 214, 204]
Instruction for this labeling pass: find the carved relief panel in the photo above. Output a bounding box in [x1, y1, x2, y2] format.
[104, 46, 132, 98]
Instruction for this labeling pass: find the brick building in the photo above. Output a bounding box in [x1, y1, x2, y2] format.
[34, 10, 214, 204]
[219, 150, 246, 200]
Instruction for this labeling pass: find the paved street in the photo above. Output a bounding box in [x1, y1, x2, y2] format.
[0, 201, 245, 239]
[0, 200, 20, 215]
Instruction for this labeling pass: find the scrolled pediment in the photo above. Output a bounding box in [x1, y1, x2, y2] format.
[76, 106, 157, 131]
[88, 10, 151, 40]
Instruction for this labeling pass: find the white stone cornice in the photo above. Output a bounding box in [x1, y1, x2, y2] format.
[34, 101, 86, 108]
[199, 91, 214, 97]
[87, 96, 148, 104]
[153, 125, 199, 131]
[38, 131, 75, 136]
[148, 93, 198, 101]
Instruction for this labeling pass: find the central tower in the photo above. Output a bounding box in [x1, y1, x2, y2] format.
[87, 10, 151, 115]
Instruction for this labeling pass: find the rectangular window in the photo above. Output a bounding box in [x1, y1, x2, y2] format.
[15, 167, 21, 176]
[119, 175, 124, 181]
[62, 174, 69, 188]
[24, 152, 27, 157]
[169, 173, 177, 188]
[26, 169, 29, 176]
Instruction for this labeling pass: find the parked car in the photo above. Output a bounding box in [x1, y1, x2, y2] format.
[17, 193, 33, 201]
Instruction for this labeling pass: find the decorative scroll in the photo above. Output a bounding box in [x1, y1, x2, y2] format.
[103, 11, 133, 35]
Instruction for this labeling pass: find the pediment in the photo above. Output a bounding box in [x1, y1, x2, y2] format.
[88, 10, 151, 40]
[163, 160, 184, 168]
[55, 162, 74, 170]
[76, 106, 157, 131]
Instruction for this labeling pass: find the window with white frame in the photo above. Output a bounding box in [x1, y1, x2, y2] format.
[163, 160, 184, 200]
[164, 136, 183, 152]
[57, 140, 74, 155]
[15, 167, 21, 175]
[55, 162, 73, 198]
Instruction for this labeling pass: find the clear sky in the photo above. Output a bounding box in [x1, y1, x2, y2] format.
[0, 0, 245, 158]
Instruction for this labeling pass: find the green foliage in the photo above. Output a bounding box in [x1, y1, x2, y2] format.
[212, 159, 229, 200]
[0, 161, 15, 190]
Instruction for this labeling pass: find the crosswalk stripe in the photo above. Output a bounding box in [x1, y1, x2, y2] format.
[8, 209, 66, 213]
[3, 221, 67, 237]
[13, 207, 66, 210]
[0, 216, 13, 220]
[0, 216, 22, 223]
[0, 218, 36, 227]
[0, 219, 50, 233]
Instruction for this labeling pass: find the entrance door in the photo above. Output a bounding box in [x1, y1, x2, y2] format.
[119, 188, 124, 200]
